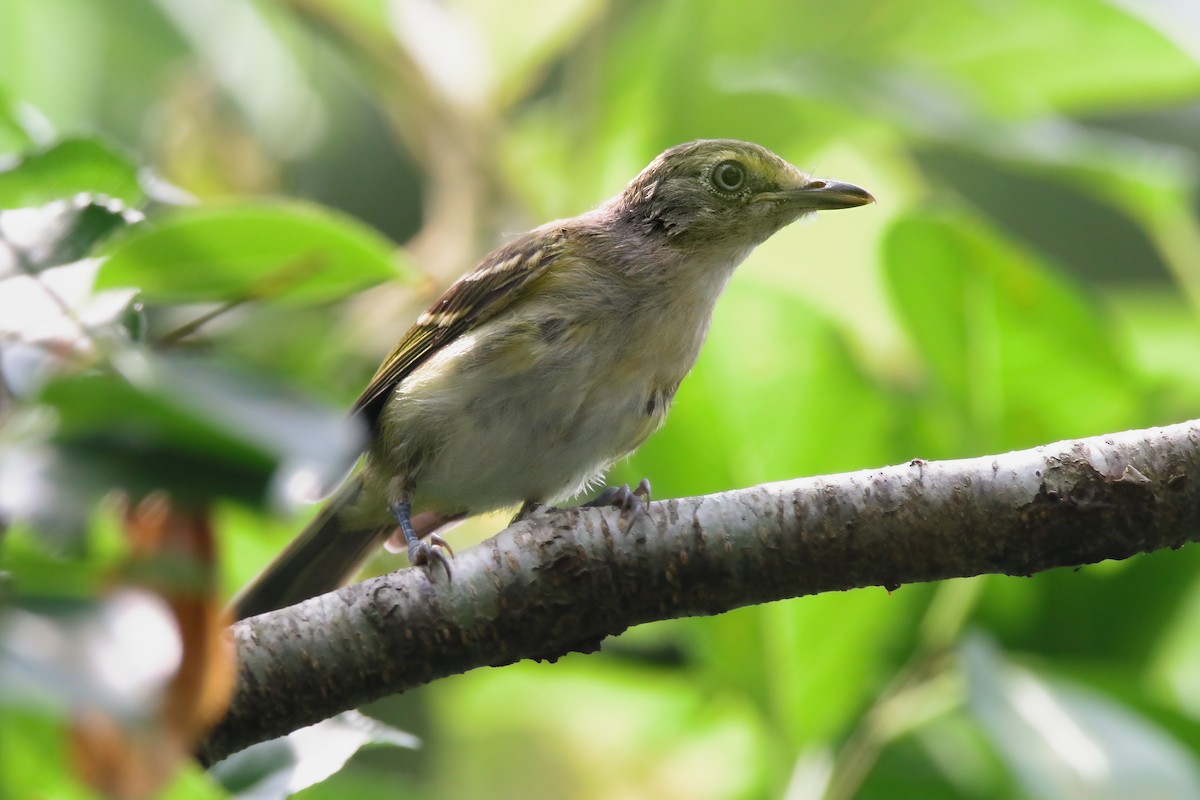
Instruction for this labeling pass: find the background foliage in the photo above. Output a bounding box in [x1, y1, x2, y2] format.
[2, 1, 1200, 798]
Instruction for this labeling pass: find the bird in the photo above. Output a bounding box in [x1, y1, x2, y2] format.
[230, 139, 873, 621]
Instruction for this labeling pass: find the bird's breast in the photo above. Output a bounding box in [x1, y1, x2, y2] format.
[378, 254, 736, 513]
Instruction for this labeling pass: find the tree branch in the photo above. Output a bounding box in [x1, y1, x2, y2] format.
[200, 419, 1200, 763]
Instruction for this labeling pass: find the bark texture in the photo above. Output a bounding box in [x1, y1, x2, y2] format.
[200, 419, 1200, 763]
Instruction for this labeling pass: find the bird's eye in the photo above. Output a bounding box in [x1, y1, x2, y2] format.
[711, 160, 746, 193]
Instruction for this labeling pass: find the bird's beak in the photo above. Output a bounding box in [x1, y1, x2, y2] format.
[769, 179, 875, 211]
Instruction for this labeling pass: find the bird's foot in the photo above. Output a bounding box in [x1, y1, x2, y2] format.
[407, 533, 454, 579]
[584, 477, 652, 528]
[390, 500, 454, 580]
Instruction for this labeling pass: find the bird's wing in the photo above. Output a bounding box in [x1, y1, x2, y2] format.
[352, 228, 568, 426]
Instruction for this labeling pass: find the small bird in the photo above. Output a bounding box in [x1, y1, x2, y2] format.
[231, 139, 873, 620]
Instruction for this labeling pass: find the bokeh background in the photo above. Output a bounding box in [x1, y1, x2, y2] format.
[3, 1, 1200, 798]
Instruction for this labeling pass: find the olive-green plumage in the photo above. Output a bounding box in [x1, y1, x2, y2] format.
[231, 140, 873, 620]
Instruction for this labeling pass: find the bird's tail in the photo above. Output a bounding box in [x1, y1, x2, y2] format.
[229, 475, 390, 621]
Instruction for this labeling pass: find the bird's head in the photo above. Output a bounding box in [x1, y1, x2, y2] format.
[613, 139, 873, 253]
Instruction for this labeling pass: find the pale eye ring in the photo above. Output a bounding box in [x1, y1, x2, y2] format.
[711, 160, 746, 193]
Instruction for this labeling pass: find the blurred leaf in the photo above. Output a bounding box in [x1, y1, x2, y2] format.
[95, 202, 410, 304]
[0, 499, 235, 798]
[0, 86, 35, 153]
[0, 267, 137, 399]
[913, 147, 1177, 286]
[1105, 286, 1200, 419]
[0, 197, 137, 284]
[909, 131, 1200, 313]
[435, 659, 768, 799]
[716, 21, 1199, 288]
[207, 301, 370, 407]
[0, 443, 134, 548]
[1051, 658, 1200, 764]
[150, 0, 328, 162]
[883, 211, 1144, 448]
[0, 198, 140, 396]
[0, 138, 143, 208]
[2, 354, 364, 535]
[0, 711, 106, 800]
[685, 586, 926, 757]
[622, 287, 904, 498]
[859, 713, 1016, 800]
[894, 0, 1200, 114]
[0, 517, 127, 600]
[460, 0, 604, 109]
[977, 548, 1200, 670]
[0, 710, 230, 800]
[0, 593, 179, 720]
[963, 634, 1200, 799]
[210, 711, 419, 800]
[1105, 0, 1200, 70]
[43, 370, 274, 502]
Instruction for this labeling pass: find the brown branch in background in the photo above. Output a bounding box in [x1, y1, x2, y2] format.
[75, 495, 235, 796]
[199, 419, 1200, 764]
[284, 0, 490, 284]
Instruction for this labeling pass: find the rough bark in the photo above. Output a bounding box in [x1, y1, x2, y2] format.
[199, 419, 1200, 764]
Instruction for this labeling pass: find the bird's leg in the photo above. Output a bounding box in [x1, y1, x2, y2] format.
[509, 499, 548, 526]
[390, 498, 453, 579]
[584, 477, 652, 517]
[511, 479, 652, 531]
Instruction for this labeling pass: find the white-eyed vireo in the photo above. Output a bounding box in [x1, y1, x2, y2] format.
[232, 139, 873, 620]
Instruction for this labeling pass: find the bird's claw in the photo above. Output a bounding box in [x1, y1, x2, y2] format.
[429, 532, 454, 558]
[408, 533, 453, 580]
[392, 498, 454, 580]
[585, 478, 652, 528]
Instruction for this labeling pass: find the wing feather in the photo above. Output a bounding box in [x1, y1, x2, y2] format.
[352, 228, 567, 426]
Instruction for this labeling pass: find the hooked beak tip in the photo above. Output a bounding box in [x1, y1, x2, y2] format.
[793, 179, 875, 210]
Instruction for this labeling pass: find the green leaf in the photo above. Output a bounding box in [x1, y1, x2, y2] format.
[0, 138, 142, 208]
[462, 0, 605, 109]
[95, 202, 409, 304]
[0, 196, 138, 276]
[4, 354, 364, 534]
[621, 284, 904, 497]
[0, 711, 99, 800]
[882, 211, 1144, 449]
[685, 587, 927, 752]
[0, 517, 126, 598]
[894, 0, 1200, 115]
[0, 87, 34, 154]
[210, 711, 418, 799]
[963, 635, 1200, 799]
[434, 659, 769, 799]
[860, 712, 1017, 800]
